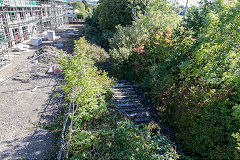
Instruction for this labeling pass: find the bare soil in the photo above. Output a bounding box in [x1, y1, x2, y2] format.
[0, 24, 82, 160]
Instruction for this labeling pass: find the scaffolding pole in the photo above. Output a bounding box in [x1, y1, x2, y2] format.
[0, 0, 69, 67]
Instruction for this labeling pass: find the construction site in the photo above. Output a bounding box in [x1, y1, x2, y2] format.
[0, 0, 85, 159]
[0, 0, 69, 67]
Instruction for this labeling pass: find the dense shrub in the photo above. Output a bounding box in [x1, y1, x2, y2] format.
[83, 0, 149, 50]
[61, 37, 113, 121]
[70, 120, 179, 160]
[72, 0, 93, 19]
[109, 0, 181, 80]
[60, 37, 178, 159]
[109, 25, 145, 77]
[172, 1, 240, 158]
[109, 0, 240, 159]
[76, 12, 86, 19]
[96, 0, 133, 30]
[84, 42, 109, 68]
[96, 0, 148, 31]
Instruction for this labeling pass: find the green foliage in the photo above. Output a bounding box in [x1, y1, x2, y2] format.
[72, 0, 94, 19]
[83, 0, 149, 50]
[96, 0, 145, 30]
[133, 0, 182, 33]
[109, 0, 240, 159]
[109, 25, 144, 73]
[61, 37, 113, 122]
[83, 39, 109, 68]
[76, 12, 86, 19]
[78, 23, 113, 50]
[183, 6, 205, 38]
[70, 121, 178, 160]
[82, 0, 89, 9]
[82, 6, 111, 50]
[109, 0, 181, 80]
[60, 37, 178, 159]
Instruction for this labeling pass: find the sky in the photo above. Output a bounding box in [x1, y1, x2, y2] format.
[86, 0, 98, 3]
[177, 0, 201, 6]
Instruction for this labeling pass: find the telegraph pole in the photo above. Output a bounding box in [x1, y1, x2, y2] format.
[184, 0, 189, 19]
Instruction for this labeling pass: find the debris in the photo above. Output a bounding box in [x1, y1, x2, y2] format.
[54, 68, 61, 75]
[53, 41, 63, 48]
[60, 33, 68, 38]
[31, 38, 42, 46]
[41, 37, 48, 41]
[12, 47, 21, 52]
[53, 65, 56, 72]
[47, 65, 53, 74]
[13, 44, 30, 52]
[55, 36, 61, 40]
[73, 29, 79, 32]
[13, 52, 21, 55]
[0, 63, 12, 72]
[34, 46, 60, 64]
[32, 86, 39, 92]
[12, 77, 30, 83]
[67, 32, 77, 37]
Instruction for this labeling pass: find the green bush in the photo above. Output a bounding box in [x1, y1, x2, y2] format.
[142, 1, 240, 157]
[109, 25, 138, 76]
[72, 0, 94, 19]
[173, 1, 240, 158]
[96, 0, 147, 30]
[83, 0, 149, 50]
[61, 37, 113, 122]
[84, 41, 109, 68]
[109, 0, 240, 159]
[70, 120, 179, 160]
[109, 0, 181, 81]
[60, 37, 178, 159]
[76, 12, 86, 19]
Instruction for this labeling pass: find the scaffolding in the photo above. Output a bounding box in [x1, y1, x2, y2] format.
[0, 0, 69, 67]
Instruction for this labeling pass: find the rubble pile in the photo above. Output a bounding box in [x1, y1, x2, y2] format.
[35, 46, 60, 64]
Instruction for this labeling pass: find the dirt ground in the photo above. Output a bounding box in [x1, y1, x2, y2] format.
[0, 24, 81, 159]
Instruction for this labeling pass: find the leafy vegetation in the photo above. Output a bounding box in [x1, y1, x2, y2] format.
[64, 0, 240, 159]
[79, 0, 149, 50]
[61, 37, 112, 120]
[109, 0, 181, 79]
[83, 40, 109, 69]
[96, 0, 142, 31]
[60, 37, 178, 159]
[107, 0, 240, 159]
[72, 0, 95, 19]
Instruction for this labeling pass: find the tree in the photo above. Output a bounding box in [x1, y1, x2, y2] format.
[82, 0, 89, 9]
[96, 0, 147, 31]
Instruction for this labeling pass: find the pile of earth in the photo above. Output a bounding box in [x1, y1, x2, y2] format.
[34, 46, 60, 64]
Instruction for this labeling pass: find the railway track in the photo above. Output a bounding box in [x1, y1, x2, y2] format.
[113, 80, 152, 124]
[112, 79, 187, 156]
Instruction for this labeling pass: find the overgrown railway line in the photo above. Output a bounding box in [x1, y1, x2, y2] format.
[113, 80, 152, 124]
[112, 78, 187, 156]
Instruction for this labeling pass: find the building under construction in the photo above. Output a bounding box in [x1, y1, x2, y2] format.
[0, 0, 69, 67]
